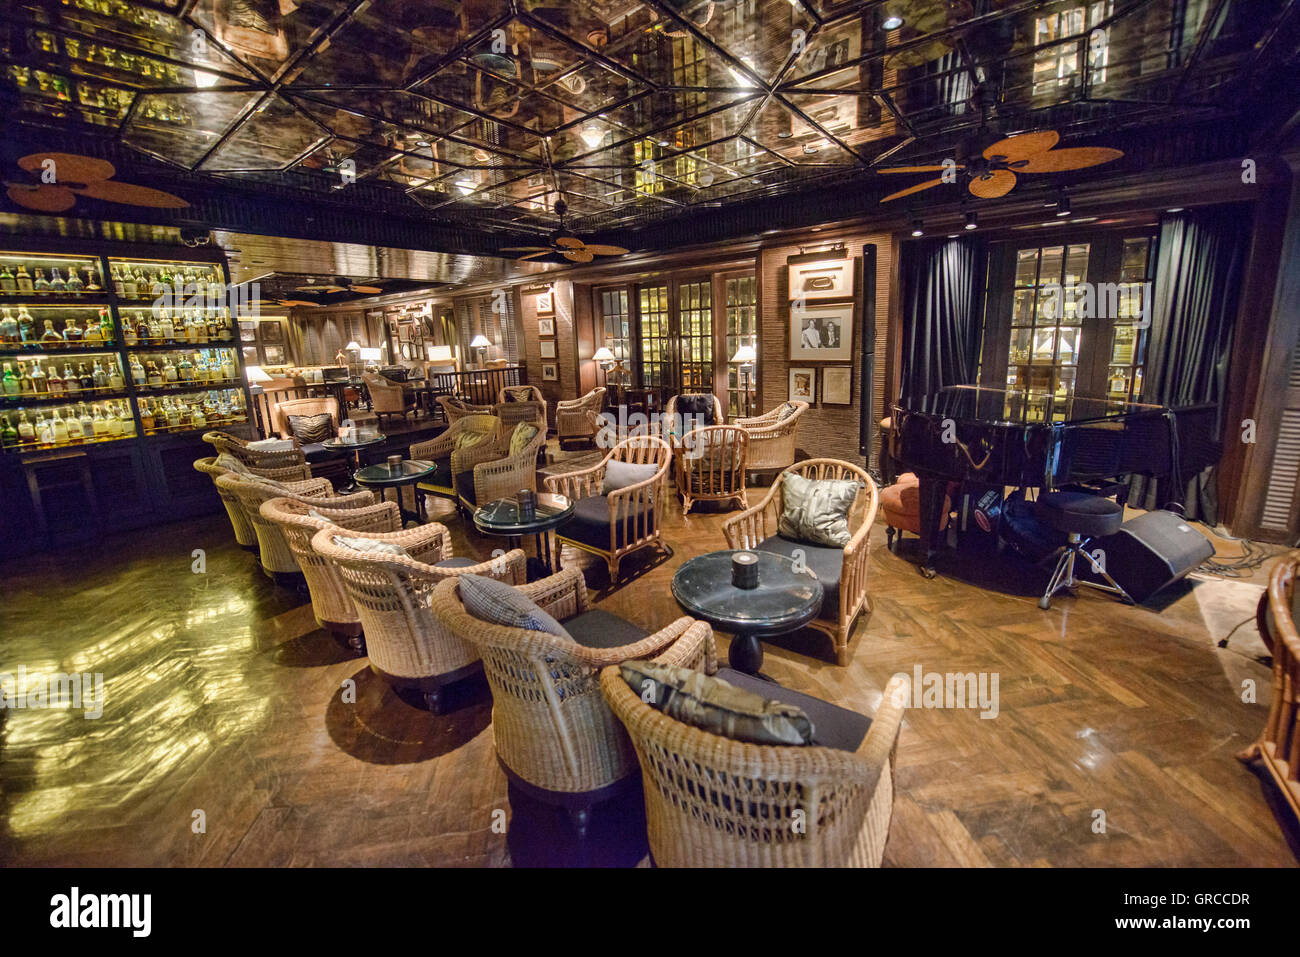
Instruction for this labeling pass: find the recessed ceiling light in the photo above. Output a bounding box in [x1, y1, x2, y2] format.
[883, 15, 905, 29]
[964, 210, 978, 230]
[803, 145, 819, 154]
[1056, 195, 1072, 217]
[911, 219, 924, 237]
[777, 131, 793, 139]
[1166, 207, 1184, 212]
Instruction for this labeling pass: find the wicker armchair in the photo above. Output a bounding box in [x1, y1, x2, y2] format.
[675, 424, 749, 515]
[495, 383, 547, 428]
[311, 524, 527, 712]
[451, 421, 548, 510]
[544, 435, 671, 585]
[217, 473, 365, 581]
[722, 459, 879, 666]
[363, 373, 416, 425]
[556, 387, 606, 449]
[202, 429, 308, 472]
[734, 400, 808, 475]
[430, 566, 715, 834]
[438, 394, 494, 424]
[601, 668, 909, 866]
[259, 495, 399, 651]
[271, 396, 340, 441]
[410, 413, 502, 506]
[663, 393, 725, 443]
[193, 455, 314, 548]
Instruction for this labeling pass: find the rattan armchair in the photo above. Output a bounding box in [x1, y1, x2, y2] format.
[451, 421, 548, 510]
[734, 400, 808, 475]
[495, 383, 547, 429]
[218, 473, 367, 582]
[271, 396, 340, 441]
[430, 566, 715, 834]
[410, 413, 502, 507]
[202, 429, 309, 472]
[260, 495, 400, 651]
[663, 393, 725, 440]
[723, 459, 879, 666]
[544, 435, 671, 585]
[193, 456, 312, 548]
[438, 394, 494, 424]
[601, 669, 909, 866]
[312, 524, 526, 712]
[556, 387, 605, 449]
[675, 424, 749, 515]
[363, 373, 416, 425]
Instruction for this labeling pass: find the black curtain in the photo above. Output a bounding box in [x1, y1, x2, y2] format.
[1129, 205, 1250, 523]
[900, 236, 987, 403]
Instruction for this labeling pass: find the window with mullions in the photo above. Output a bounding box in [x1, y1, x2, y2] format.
[1033, 1, 1113, 95]
[1006, 243, 1090, 418]
[601, 288, 634, 385]
[678, 279, 713, 394]
[1105, 237, 1154, 402]
[725, 275, 757, 418]
[638, 284, 672, 392]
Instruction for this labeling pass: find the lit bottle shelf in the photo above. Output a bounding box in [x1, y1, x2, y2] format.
[132, 378, 243, 395]
[1, 388, 131, 408]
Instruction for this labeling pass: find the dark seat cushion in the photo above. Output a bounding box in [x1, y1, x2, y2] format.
[433, 556, 478, 569]
[418, 457, 455, 494]
[559, 495, 653, 551]
[563, 609, 650, 649]
[1036, 491, 1123, 538]
[300, 441, 333, 462]
[756, 534, 842, 620]
[715, 668, 870, 752]
[454, 468, 477, 506]
[676, 393, 717, 425]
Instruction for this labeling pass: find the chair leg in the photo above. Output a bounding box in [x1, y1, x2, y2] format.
[606, 555, 620, 585]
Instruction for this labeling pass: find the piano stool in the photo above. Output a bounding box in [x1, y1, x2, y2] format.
[881, 472, 952, 553]
[1035, 491, 1133, 610]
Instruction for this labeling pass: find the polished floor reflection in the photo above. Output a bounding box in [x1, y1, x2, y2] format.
[0, 479, 1296, 867]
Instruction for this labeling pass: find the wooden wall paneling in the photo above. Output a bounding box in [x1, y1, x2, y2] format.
[574, 282, 597, 397]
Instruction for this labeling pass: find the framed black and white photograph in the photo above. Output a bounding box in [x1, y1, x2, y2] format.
[822, 365, 852, 405]
[540, 339, 556, 359]
[788, 259, 853, 302]
[790, 304, 853, 362]
[536, 292, 554, 317]
[789, 367, 816, 403]
[541, 363, 558, 381]
[538, 317, 555, 336]
[263, 344, 286, 366]
[259, 320, 283, 343]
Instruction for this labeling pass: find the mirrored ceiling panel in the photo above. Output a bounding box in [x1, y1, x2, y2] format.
[121, 90, 261, 167]
[186, 0, 342, 82]
[674, 0, 818, 84]
[202, 95, 328, 171]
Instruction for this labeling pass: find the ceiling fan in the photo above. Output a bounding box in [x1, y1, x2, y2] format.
[292, 277, 385, 295]
[877, 130, 1123, 202]
[501, 197, 629, 263]
[5, 152, 189, 212]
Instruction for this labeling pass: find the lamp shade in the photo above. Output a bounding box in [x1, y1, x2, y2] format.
[591, 347, 616, 363]
[345, 341, 360, 351]
[245, 365, 271, 383]
[359, 347, 382, 361]
[729, 345, 757, 364]
[470, 334, 491, 349]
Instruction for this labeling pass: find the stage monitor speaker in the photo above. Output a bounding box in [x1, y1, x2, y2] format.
[1079, 509, 1214, 603]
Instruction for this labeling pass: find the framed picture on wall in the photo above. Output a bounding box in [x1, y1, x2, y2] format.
[790, 304, 853, 362]
[239, 321, 257, 343]
[259, 320, 283, 343]
[538, 317, 555, 336]
[536, 292, 554, 316]
[540, 339, 556, 359]
[788, 259, 853, 302]
[542, 363, 558, 381]
[822, 365, 852, 405]
[789, 367, 816, 403]
[263, 344, 286, 366]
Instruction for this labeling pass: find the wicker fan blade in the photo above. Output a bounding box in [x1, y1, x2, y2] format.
[563, 248, 595, 263]
[877, 165, 962, 174]
[880, 177, 944, 202]
[277, 299, 318, 307]
[294, 285, 325, 292]
[349, 284, 383, 294]
[516, 251, 552, 261]
[73, 179, 189, 208]
[1017, 147, 1124, 173]
[582, 244, 628, 256]
[500, 246, 551, 252]
[554, 236, 585, 249]
[969, 169, 1017, 198]
[983, 131, 1059, 162]
[18, 152, 115, 184]
[6, 184, 77, 212]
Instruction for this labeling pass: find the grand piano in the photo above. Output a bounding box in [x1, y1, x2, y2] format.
[888, 386, 1221, 577]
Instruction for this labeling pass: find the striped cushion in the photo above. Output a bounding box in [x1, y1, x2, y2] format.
[509, 422, 539, 457]
[288, 412, 334, 444]
[457, 574, 569, 638]
[215, 452, 248, 473]
[332, 535, 411, 559]
[249, 438, 295, 452]
[504, 387, 534, 403]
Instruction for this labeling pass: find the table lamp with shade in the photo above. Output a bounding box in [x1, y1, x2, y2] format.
[470, 334, 491, 367]
[729, 344, 757, 418]
[359, 347, 382, 372]
[338, 340, 361, 377]
[592, 346, 626, 405]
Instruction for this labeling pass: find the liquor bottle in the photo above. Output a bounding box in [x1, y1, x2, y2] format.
[107, 360, 123, 390]
[51, 408, 70, 443]
[47, 364, 64, 397]
[122, 312, 138, 346]
[17, 306, 34, 342]
[30, 359, 47, 394]
[78, 402, 94, 438]
[66, 268, 84, 294]
[15, 265, 34, 293]
[0, 307, 18, 343]
[40, 319, 62, 343]
[162, 357, 178, 382]
[146, 361, 163, 388]
[91, 360, 108, 390]
[139, 399, 154, 431]
[177, 353, 193, 382]
[129, 355, 145, 385]
[35, 412, 52, 445]
[175, 401, 191, 430]
[83, 317, 103, 344]
[17, 411, 35, 443]
[63, 363, 80, 395]
[99, 308, 113, 342]
[220, 351, 235, 380]
[78, 363, 93, 391]
[0, 265, 15, 293]
[119, 402, 136, 436]
[49, 268, 67, 293]
[146, 313, 162, 343]
[63, 319, 83, 343]
[106, 404, 123, 436]
[1, 415, 16, 447]
[92, 405, 110, 437]
[34, 269, 50, 294]
[18, 362, 34, 396]
[134, 269, 148, 295]
[2, 363, 18, 395]
[83, 266, 100, 292]
[157, 309, 175, 342]
[120, 268, 136, 298]
[218, 310, 233, 342]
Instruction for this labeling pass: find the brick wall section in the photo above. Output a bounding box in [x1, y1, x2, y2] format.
[518, 283, 576, 430]
[758, 232, 893, 470]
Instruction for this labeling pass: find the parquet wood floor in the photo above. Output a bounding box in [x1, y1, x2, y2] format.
[1, 464, 1296, 867]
